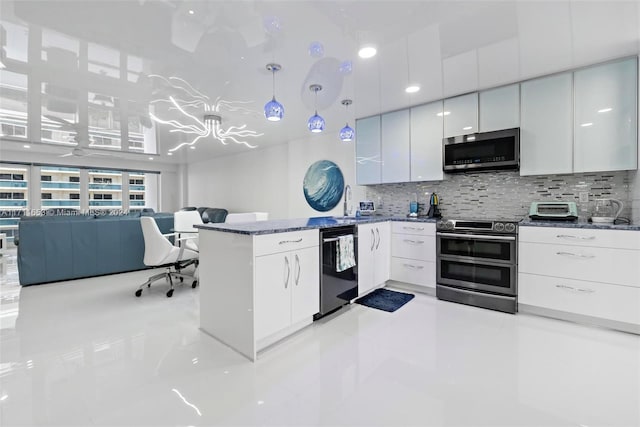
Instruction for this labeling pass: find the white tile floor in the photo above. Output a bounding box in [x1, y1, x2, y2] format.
[1, 248, 639, 426]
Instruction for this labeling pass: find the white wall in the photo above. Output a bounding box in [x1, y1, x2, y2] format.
[187, 132, 366, 219]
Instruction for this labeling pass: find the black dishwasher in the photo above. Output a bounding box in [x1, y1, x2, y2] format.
[315, 225, 358, 319]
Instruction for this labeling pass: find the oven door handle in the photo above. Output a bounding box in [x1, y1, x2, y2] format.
[437, 232, 516, 241]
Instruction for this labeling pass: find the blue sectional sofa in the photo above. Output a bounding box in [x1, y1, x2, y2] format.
[17, 213, 173, 286]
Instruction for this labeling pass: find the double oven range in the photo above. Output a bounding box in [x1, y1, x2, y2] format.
[436, 219, 518, 314]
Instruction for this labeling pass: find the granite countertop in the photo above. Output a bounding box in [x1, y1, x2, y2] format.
[520, 219, 640, 231]
[196, 216, 438, 235]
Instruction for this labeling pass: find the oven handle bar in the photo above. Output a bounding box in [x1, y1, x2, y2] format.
[436, 232, 516, 241]
[323, 234, 354, 243]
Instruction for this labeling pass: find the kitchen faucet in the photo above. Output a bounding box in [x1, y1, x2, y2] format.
[343, 184, 352, 216]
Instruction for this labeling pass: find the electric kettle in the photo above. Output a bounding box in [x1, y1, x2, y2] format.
[591, 199, 624, 224]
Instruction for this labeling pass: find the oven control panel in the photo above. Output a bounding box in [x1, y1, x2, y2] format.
[436, 219, 518, 235]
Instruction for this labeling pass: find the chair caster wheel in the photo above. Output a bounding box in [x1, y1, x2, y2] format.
[179, 277, 184, 283]
[135, 289, 142, 297]
[192, 280, 198, 288]
[166, 289, 174, 298]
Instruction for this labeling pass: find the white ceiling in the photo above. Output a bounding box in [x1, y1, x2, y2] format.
[1, 0, 639, 165]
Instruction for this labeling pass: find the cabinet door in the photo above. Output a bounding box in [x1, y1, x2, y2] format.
[410, 101, 444, 181]
[357, 223, 376, 295]
[254, 253, 292, 340]
[373, 222, 391, 286]
[574, 58, 638, 172]
[355, 116, 382, 185]
[520, 73, 573, 176]
[381, 109, 411, 183]
[444, 93, 478, 137]
[291, 246, 320, 325]
[479, 84, 520, 132]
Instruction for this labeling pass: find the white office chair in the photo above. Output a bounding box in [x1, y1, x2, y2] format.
[136, 216, 199, 298]
[173, 210, 203, 252]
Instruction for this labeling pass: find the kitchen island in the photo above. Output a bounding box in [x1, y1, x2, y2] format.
[195, 216, 436, 361]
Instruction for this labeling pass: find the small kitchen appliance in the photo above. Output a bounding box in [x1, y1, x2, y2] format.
[358, 201, 375, 215]
[529, 201, 578, 221]
[591, 198, 624, 224]
[426, 193, 442, 218]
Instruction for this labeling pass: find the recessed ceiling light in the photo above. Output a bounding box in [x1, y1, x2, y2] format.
[436, 111, 451, 117]
[188, 9, 194, 15]
[167, 152, 173, 156]
[190, 146, 196, 150]
[463, 126, 473, 130]
[148, 157, 153, 160]
[358, 46, 377, 59]
[597, 107, 612, 113]
[581, 122, 593, 127]
[23, 144, 30, 148]
[405, 85, 420, 93]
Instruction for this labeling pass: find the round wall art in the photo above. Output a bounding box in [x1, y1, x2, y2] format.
[303, 160, 344, 212]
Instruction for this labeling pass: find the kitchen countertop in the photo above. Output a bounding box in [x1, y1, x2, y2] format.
[195, 216, 438, 235]
[520, 219, 640, 231]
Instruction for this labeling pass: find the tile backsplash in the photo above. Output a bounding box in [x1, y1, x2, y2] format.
[365, 171, 633, 221]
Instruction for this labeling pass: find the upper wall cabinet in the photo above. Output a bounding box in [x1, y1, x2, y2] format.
[573, 57, 638, 172]
[381, 109, 411, 183]
[355, 116, 381, 185]
[443, 93, 478, 137]
[520, 72, 573, 176]
[479, 84, 520, 132]
[410, 101, 444, 182]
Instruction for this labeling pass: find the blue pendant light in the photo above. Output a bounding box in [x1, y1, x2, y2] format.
[307, 84, 325, 133]
[264, 63, 284, 121]
[339, 99, 355, 142]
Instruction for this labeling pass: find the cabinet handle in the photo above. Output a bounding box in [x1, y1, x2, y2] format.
[556, 251, 595, 259]
[284, 256, 290, 289]
[556, 234, 596, 241]
[577, 287, 595, 294]
[294, 254, 301, 286]
[279, 238, 303, 245]
[403, 226, 424, 231]
[555, 284, 575, 290]
[375, 228, 380, 250]
[370, 229, 375, 251]
[403, 264, 424, 270]
[403, 239, 425, 244]
[556, 284, 595, 294]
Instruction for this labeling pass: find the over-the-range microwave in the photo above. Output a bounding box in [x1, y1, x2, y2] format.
[443, 127, 520, 172]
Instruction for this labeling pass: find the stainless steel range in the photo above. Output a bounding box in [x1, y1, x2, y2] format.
[436, 219, 518, 314]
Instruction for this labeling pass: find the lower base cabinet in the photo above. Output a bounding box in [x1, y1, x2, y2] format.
[390, 222, 436, 290]
[357, 222, 390, 295]
[255, 246, 319, 341]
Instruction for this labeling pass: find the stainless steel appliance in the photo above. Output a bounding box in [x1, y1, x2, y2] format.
[436, 219, 518, 314]
[316, 225, 358, 319]
[443, 128, 520, 172]
[529, 201, 578, 221]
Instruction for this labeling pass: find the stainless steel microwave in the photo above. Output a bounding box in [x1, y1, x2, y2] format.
[443, 128, 520, 172]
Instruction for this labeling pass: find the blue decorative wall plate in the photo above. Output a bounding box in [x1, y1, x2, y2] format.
[303, 160, 344, 212]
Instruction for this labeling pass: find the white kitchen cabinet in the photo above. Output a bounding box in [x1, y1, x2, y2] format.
[518, 226, 640, 332]
[410, 101, 444, 181]
[381, 109, 411, 183]
[355, 115, 381, 185]
[520, 72, 573, 176]
[357, 221, 390, 295]
[255, 244, 320, 340]
[574, 57, 638, 172]
[443, 93, 478, 137]
[479, 84, 520, 132]
[390, 221, 436, 290]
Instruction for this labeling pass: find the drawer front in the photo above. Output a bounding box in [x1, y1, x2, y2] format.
[519, 273, 640, 325]
[392, 221, 435, 236]
[254, 229, 319, 256]
[390, 257, 435, 288]
[519, 242, 640, 287]
[519, 226, 640, 250]
[391, 234, 435, 261]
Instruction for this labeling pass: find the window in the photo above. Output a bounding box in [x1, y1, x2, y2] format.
[0, 174, 10, 180]
[12, 193, 23, 199]
[0, 193, 10, 199]
[69, 176, 79, 183]
[104, 194, 112, 200]
[129, 194, 144, 200]
[0, 70, 28, 139]
[41, 193, 52, 199]
[69, 193, 79, 200]
[12, 174, 23, 180]
[41, 175, 52, 182]
[93, 194, 102, 200]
